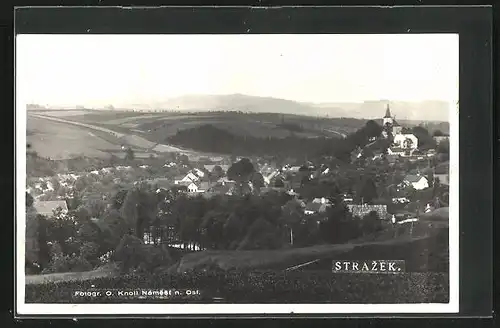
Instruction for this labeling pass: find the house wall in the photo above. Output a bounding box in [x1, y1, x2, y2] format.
[412, 178, 429, 190]
[393, 134, 418, 149]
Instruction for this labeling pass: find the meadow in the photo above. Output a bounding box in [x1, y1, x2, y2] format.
[26, 116, 122, 159]
[40, 109, 358, 141]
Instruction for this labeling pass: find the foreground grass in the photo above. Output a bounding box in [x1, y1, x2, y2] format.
[173, 234, 432, 273]
[25, 270, 449, 304]
[25, 264, 119, 285]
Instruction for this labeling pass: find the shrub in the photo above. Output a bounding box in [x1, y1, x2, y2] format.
[42, 253, 93, 274]
[111, 234, 172, 273]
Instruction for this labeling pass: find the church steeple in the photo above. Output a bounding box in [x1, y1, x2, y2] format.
[382, 103, 394, 129]
[384, 103, 392, 118]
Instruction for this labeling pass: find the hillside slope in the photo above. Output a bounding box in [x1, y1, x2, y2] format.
[120, 94, 450, 122]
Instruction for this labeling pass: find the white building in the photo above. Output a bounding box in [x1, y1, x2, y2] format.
[179, 172, 199, 183]
[393, 133, 418, 150]
[403, 175, 429, 190]
[193, 168, 205, 178]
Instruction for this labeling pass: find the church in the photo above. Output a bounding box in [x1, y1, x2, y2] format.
[381, 104, 419, 156]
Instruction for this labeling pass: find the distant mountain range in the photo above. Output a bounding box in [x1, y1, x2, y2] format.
[30, 94, 452, 122]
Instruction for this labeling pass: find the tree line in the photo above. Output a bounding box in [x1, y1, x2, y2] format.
[166, 120, 390, 163]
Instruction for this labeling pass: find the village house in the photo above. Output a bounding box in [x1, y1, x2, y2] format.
[312, 197, 330, 205]
[259, 163, 277, 176]
[391, 211, 416, 223]
[304, 202, 330, 215]
[217, 176, 235, 186]
[175, 171, 200, 185]
[403, 174, 429, 190]
[203, 164, 216, 174]
[342, 193, 354, 203]
[176, 181, 199, 193]
[347, 204, 388, 220]
[32, 200, 69, 217]
[100, 167, 114, 174]
[393, 133, 419, 150]
[392, 190, 410, 204]
[116, 165, 133, 171]
[163, 162, 177, 168]
[193, 168, 205, 178]
[263, 170, 280, 186]
[387, 147, 406, 157]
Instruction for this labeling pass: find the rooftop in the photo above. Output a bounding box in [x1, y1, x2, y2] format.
[33, 200, 68, 217]
[305, 202, 324, 212]
[404, 174, 425, 183]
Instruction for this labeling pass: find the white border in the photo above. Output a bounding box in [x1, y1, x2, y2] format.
[15, 34, 459, 316]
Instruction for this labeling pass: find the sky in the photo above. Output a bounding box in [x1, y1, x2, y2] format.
[16, 34, 459, 107]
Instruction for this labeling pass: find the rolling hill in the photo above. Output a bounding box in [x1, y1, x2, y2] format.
[123, 94, 451, 122]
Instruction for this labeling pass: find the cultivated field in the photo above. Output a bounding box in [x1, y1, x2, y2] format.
[26, 116, 122, 159]
[42, 110, 355, 141]
[24, 109, 366, 160]
[26, 112, 212, 160]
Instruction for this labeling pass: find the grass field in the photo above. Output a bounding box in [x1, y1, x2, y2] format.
[24, 109, 367, 160]
[25, 264, 119, 285]
[26, 116, 122, 159]
[25, 271, 449, 304]
[44, 110, 354, 142]
[172, 233, 441, 273]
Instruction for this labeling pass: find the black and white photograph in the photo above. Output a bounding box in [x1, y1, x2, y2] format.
[16, 33, 459, 315]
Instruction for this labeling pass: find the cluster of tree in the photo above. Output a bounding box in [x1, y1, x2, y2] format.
[166, 120, 385, 163]
[410, 125, 436, 150]
[437, 139, 450, 154]
[27, 174, 388, 275]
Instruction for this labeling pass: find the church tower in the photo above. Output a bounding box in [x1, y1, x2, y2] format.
[383, 103, 393, 126]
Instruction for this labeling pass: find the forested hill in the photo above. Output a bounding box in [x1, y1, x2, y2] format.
[166, 124, 337, 160]
[166, 122, 386, 162]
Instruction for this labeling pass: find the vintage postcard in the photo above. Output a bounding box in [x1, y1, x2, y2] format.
[16, 33, 459, 315]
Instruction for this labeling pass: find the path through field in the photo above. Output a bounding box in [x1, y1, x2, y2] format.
[28, 113, 195, 156]
[323, 128, 347, 138]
